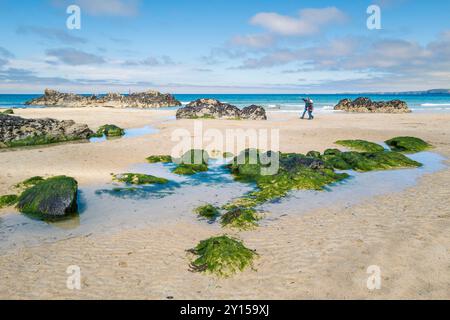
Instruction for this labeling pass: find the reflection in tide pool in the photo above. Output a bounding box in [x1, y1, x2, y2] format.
[0, 152, 446, 251]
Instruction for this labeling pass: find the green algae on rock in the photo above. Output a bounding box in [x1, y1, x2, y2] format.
[0, 195, 18, 209]
[173, 149, 209, 175]
[16, 176, 78, 220]
[188, 235, 257, 277]
[1, 109, 14, 114]
[335, 139, 385, 152]
[113, 173, 169, 185]
[322, 151, 422, 172]
[195, 204, 220, 220]
[92, 124, 125, 138]
[385, 136, 431, 153]
[15, 176, 45, 189]
[146, 155, 172, 163]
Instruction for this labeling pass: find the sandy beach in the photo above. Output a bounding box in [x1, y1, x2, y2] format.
[1, 108, 449, 299]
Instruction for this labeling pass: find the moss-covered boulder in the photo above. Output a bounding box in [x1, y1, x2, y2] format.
[92, 124, 125, 138]
[16, 176, 78, 219]
[385, 136, 431, 153]
[173, 149, 209, 175]
[322, 151, 422, 172]
[15, 176, 45, 189]
[0, 195, 18, 209]
[188, 235, 257, 277]
[195, 204, 220, 220]
[113, 173, 168, 185]
[335, 140, 385, 152]
[146, 155, 172, 163]
[1, 109, 14, 115]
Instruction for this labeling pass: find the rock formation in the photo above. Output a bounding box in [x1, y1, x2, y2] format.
[0, 114, 93, 148]
[334, 97, 410, 113]
[25, 88, 182, 108]
[176, 99, 267, 120]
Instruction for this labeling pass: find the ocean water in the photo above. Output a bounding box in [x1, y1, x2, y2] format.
[1, 93, 450, 113]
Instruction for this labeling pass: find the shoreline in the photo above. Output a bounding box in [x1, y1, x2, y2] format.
[1, 107, 450, 299]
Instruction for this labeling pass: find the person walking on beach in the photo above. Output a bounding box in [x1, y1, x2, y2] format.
[301, 98, 314, 120]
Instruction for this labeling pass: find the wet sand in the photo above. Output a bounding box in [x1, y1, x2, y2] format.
[0, 107, 449, 299]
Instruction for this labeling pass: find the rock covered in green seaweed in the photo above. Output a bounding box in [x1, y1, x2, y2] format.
[92, 124, 125, 137]
[1, 109, 14, 114]
[173, 149, 209, 175]
[113, 173, 169, 185]
[15, 176, 45, 188]
[0, 195, 18, 208]
[146, 155, 172, 163]
[385, 136, 431, 153]
[335, 139, 385, 152]
[188, 235, 257, 277]
[17, 176, 78, 219]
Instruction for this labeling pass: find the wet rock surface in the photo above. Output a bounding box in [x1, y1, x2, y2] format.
[334, 97, 410, 113]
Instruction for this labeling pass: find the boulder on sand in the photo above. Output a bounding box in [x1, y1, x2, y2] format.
[0, 114, 93, 148]
[17, 176, 79, 219]
[176, 99, 267, 120]
[334, 97, 410, 113]
[25, 88, 182, 108]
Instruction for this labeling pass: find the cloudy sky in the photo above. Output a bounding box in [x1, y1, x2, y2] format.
[0, 0, 449, 93]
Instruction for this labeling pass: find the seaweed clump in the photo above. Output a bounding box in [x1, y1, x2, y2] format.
[188, 235, 257, 277]
[335, 139, 385, 152]
[1, 109, 14, 114]
[195, 204, 220, 220]
[113, 173, 169, 185]
[0, 195, 18, 209]
[15, 176, 45, 189]
[173, 149, 209, 175]
[220, 206, 260, 230]
[385, 136, 431, 153]
[91, 124, 125, 138]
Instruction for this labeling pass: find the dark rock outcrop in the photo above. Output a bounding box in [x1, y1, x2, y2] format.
[176, 99, 267, 120]
[334, 97, 410, 113]
[17, 176, 78, 219]
[25, 88, 181, 108]
[0, 114, 93, 148]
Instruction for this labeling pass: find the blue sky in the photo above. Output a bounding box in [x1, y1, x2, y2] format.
[0, 0, 449, 93]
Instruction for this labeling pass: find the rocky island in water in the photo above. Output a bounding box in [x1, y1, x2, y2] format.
[25, 89, 182, 108]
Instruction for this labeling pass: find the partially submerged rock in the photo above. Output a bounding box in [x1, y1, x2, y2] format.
[146, 155, 172, 163]
[385, 136, 431, 153]
[176, 99, 267, 120]
[92, 124, 125, 137]
[188, 235, 257, 277]
[335, 140, 385, 152]
[113, 173, 169, 185]
[0, 114, 93, 148]
[173, 149, 209, 175]
[17, 176, 78, 219]
[25, 88, 181, 108]
[334, 97, 410, 113]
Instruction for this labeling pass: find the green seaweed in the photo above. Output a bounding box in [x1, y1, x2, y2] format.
[16, 176, 78, 220]
[173, 163, 208, 175]
[173, 149, 209, 175]
[93, 124, 125, 137]
[1, 109, 14, 114]
[4, 134, 80, 148]
[385, 136, 431, 153]
[113, 173, 169, 185]
[223, 152, 234, 158]
[15, 176, 45, 188]
[335, 139, 385, 152]
[146, 155, 172, 163]
[188, 235, 257, 277]
[220, 206, 260, 230]
[0, 195, 18, 209]
[322, 151, 422, 172]
[195, 204, 220, 220]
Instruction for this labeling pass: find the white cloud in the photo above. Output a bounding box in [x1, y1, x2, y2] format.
[230, 34, 275, 48]
[250, 7, 347, 36]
